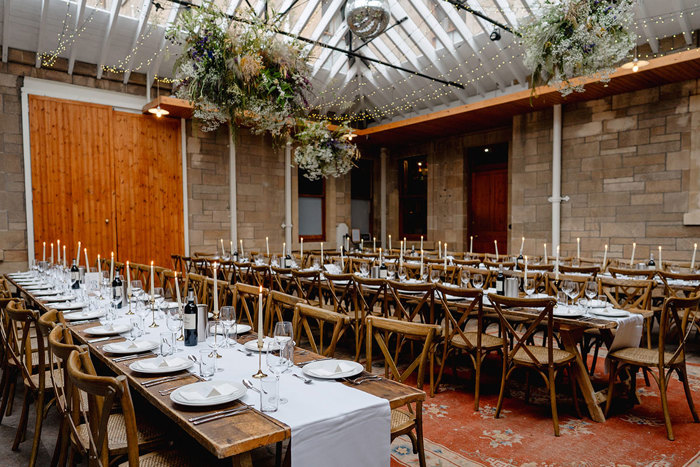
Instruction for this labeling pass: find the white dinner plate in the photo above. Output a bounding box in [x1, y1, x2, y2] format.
[62, 310, 106, 321]
[24, 284, 53, 291]
[129, 357, 193, 374]
[15, 280, 44, 286]
[302, 359, 364, 379]
[216, 324, 252, 335]
[83, 323, 132, 336]
[591, 307, 630, 318]
[103, 340, 159, 354]
[580, 299, 607, 309]
[244, 338, 281, 352]
[170, 381, 246, 407]
[553, 306, 585, 318]
[38, 294, 74, 303]
[9, 272, 33, 278]
[51, 301, 88, 311]
[34, 290, 62, 297]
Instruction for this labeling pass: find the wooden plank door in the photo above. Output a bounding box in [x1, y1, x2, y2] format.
[112, 112, 184, 268]
[29, 95, 117, 264]
[467, 144, 508, 254]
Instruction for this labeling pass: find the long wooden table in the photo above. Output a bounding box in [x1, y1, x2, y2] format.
[7, 275, 425, 466]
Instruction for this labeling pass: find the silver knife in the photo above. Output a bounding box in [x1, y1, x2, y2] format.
[190, 407, 251, 424]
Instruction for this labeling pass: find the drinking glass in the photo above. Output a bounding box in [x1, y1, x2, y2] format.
[129, 317, 143, 340]
[199, 349, 215, 379]
[398, 266, 407, 282]
[420, 268, 428, 282]
[220, 306, 237, 348]
[430, 269, 441, 284]
[387, 262, 396, 280]
[524, 278, 536, 297]
[266, 325, 292, 406]
[166, 306, 182, 348]
[260, 376, 279, 412]
[565, 281, 579, 307]
[584, 281, 597, 315]
[561, 280, 575, 306]
[359, 262, 370, 278]
[159, 332, 174, 356]
[130, 280, 143, 299]
[206, 321, 224, 361]
[471, 273, 484, 289]
[460, 269, 470, 288]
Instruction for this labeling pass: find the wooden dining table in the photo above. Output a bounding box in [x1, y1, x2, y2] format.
[6, 274, 425, 467]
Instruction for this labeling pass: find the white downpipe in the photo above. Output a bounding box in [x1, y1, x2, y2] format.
[550, 104, 565, 252]
[181, 119, 190, 256]
[229, 125, 238, 247]
[20, 88, 34, 263]
[284, 140, 293, 250]
[380, 148, 387, 248]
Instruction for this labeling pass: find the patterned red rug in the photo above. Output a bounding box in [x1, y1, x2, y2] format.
[390, 357, 700, 466]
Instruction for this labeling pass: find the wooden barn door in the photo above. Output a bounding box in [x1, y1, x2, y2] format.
[29, 95, 117, 263]
[28, 95, 183, 268]
[467, 144, 508, 254]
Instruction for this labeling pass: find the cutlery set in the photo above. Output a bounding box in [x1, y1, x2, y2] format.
[188, 406, 252, 425]
[344, 375, 381, 385]
[112, 352, 155, 363]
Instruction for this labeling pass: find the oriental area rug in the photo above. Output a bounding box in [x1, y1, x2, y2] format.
[390, 359, 700, 466]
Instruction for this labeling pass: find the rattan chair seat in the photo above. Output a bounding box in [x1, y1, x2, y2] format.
[117, 449, 196, 467]
[608, 347, 680, 367]
[28, 370, 57, 390]
[391, 408, 415, 434]
[451, 332, 502, 350]
[76, 413, 163, 454]
[513, 345, 575, 365]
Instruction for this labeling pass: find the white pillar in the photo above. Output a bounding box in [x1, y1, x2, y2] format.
[181, 118, 190, 256]
[380, 147, 387, 248]
[551, 104, 563, 252]
[229, 125, 237, 247]
[284, 140, 293, 249]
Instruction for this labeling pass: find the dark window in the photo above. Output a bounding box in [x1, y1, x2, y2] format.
[298, 172, 325, 241]
[399, 156, 427, 239]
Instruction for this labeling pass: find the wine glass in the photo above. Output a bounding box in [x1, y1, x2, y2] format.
[206, 321, 224, 361]
[524, 277, 536, 297]
[130, 280, 143, 300]
[267, 321, 293, 404]
[564, 280, 578, 307]
[430, 269, 441, 284]
[471, 273, 484, 289]
[359, 262, 369, 278]
[420, 268, 428, 282]
[220, 306, 237, 348]
[397, 265, 407, 282]
[387, 262, 396, 280]
[561, 280, 574, 306]
[166, 305, 182, 347]
[460, 269, 470, 288]
[584, 281, 597, 315]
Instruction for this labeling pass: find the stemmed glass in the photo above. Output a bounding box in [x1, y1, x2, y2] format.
[584, 281, 597, 315]
[166, 306, 182, 348]
[563, 280, 578, 307]
[430, 269, 441, 284]
[460, 269, 470, 288]
[561, 280, 574, 306]
[359, 262, 370, 278]
[220, 306, 237, 348]
[206, 321, 224, 361]
[471, 273, 484, 289]
[267, 321, 293, 405]
[387, 262, 396, 280]
[524, 277, 536, 297]
[397, 265, 407, 282]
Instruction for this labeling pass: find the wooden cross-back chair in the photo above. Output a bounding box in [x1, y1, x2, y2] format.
[233, 261, 253, 284]
[0, 296, 22, 420]
[65, 349, 186, 467]
[366, 316, 437, 467]
[270, 266, 294, 294]
[662, 261, 695, 273]
[608, 266, 657, 280]
[323, 272, 355, 316]
[598, 277, 654, 346]
[462, 267, 494, 290]
[452, 258, 480, 267]
[657, 271, 700, 341]
[3, 300, 54, 466]
[488, 294, 580, 436]
[349, 257, 374, 274]
[250, 264, 272, 290]
[233, 282, 269, 329]
[190, 257, 210, 276]
[352, 275, 389, 361]
[558, 264, 600, 276]
[170, 254, 185, 275]
[524, 263, 555, 272]
[162, 270, 185, 303]
[291, 269, 323, 306]
[292, 303, 350, 358]
[483, 260, 515, 270]
[264, 291, 305, 336]
[386, 281, 436, 324]
[428, 264, 460, 285]
[434, 285, 502, 403]
[544, 272, 593, 301]
[605, 296, 700, 440]
[185, 273, 208, 305]
[504, 270, 545, 294]
[203, 278, 232, 314]
[215, 260, 235, 284]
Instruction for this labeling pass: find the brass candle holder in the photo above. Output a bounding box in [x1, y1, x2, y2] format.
[148, 297, 159, 328]
[252, 339, 267, 379]
[126, 290, 135, 315]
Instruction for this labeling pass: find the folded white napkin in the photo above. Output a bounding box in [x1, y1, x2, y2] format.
[140, 357, 185, 370]
[113, 341, 141, 351]
[324, 264, 342, 275]
[179, 383, 236, 401]
[311, 362, 355, 377]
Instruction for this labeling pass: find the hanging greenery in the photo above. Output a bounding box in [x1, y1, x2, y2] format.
[294, 121, 360, 180]
[521, 0, 636, 96]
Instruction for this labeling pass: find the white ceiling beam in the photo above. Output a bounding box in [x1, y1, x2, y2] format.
[518, 0, 535, 16]
[67, 0, 88, 75]
[147, 4, 183, 82]
[122, 0, 154, 84]
[95, 0, 123, 79]
[308, 0, 344, 43]
[312, 22, 348, 76]
[673, 0, 693, 44]
[35, 0, 50, 67]
[1, 0, 9, 63]
[290, 0, 320, 35]
[637, 0, 659, 53]
[491, 0, 519, 29]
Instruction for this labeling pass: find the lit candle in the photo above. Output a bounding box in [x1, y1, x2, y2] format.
[360, 238, 363, 252]
[301, 238, 304, 260]
[544, 243, 548, 263]
[266, 237, 270, 256]
[110, 252, 114, 284]
[494, 240, 499, 261]
[220, 238, 224, 256]
[524, 255, 528, 284]
[75, 241, 81, 264]
[174, 272, 181, 307]
[230, 240, 233, 257]
[469, 236, 473, 254]
[62, 246, 66, 268]
[519, 236, 525, 256]
[692, 243, 698, 270]
[388, 235, 392, 251]
[340, 245, 344, 269]
[57, 239, 61, 264]
[257, 285, 264, 346]
[658, 246, 662, 270]
[97, 254, 101, 275]
[420, 249, 424, 279]
[283, 242, 286, 259]
[126, 261, 131, 295]
[603, 244, 608, 271]
[373, 237, 376, 253]
[400, 241, 404, 266]
[150, 261, 155, 301]
[403, 237, 406, 253]
[420, 235, 423, 251]
[240, 239, 244, 257]
[213, 262, 218, 316]
[321, 242, 324, 264]
[438, 241, 442, 259]
[577, 237, 581, 260]
[630, 242, 636, 267]
[555, 245, 560, 281]
[443, 243, 447, 271]
[50, 242, 54, 264]
[84, 248, 89, 273]
[42, 242, 46, 262]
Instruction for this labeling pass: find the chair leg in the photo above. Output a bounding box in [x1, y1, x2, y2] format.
[495, 360, 508, 419]
[474, 352, 482, 411]
[415, 404, 427, 467]
[604, 360, 619, 417]
[12, 389, 31, 451]
[6, 375, 17, 416]
[29, 389, 45, 467]
[678, 367, 700, 423]
[589, 340, 601, 376]
[0, 366, 14, 424]
[548, 367, 560, 437]
[51, 417, 67, 467]
[658, 372, 674, 441]
[568, 366, 582, 419]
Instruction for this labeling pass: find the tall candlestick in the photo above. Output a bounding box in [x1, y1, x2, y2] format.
[240, 239, 244, 257]
[220, 238, 224, 257]
[630, 242, 636, 267]
[213, 262, 218, 318]
[258, 285, 264, 346]
[321, 242, 324, 264]
[150, 261, 155, 301]
[230, 240, 233, 257]
[84, 248, 89, 273]
[75, 241, 81, 264]
[373, 237, 376, 253]
[126, 261, 131, 294]
[63, 246, 66, 268]
[388, 235, 392, 251]
[519, 237, 525, 256]
[524, 256, 528, 285]
[420, 236, 423, 251]
[97, 254, 101, 275]
[438, 241, 442, 259]
[544, 243, 548, 264]
[174, 272, 181, 306]
[266, 237, 270, 256]
[692, 243, 698, 270]
[110, 252, 114, 284]
[283, 242, 286, 259]
[400, 241, 404, 266]
[494, 240, 499, 261]
[360, 238, 363, 252]
[470, 236, 473, 254]
[42, 242, 46, 262]
[555, 245, 560, 281]
[577, 237, 581, 260]
[57, 239, 61, 264]
[301, 238, 304, 261]
[603, 244, 608, 270]
[340, 245, 344, 269]
[443, 244, 447, 271]
[50, 242, 54, 264]
[420, 249, 424, 279]
[658, 246, 662, 270]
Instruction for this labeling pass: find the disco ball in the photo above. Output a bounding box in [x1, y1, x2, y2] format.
[345, 0, 391, 40]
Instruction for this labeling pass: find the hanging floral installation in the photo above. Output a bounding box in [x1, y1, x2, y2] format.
[521, 0, 636, 96]
[166, 6, 359, 179]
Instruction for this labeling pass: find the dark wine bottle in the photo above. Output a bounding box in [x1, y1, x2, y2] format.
[70, 260, 80, 289]
[111, 273, 123, 308]
[379, 251, 388, 279]
[496, 264, 505, 296]
[647, 253, 656, 268]
[184, 288, 198, 347]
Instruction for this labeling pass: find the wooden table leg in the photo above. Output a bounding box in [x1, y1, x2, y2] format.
[559, 326, 606, 423]
[231, 452, 253, 467]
